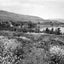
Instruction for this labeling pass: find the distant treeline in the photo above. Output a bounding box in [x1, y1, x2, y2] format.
[44, 27, 62, 35]
[0, 20, 38, 32]
[0, 20, 62, 35]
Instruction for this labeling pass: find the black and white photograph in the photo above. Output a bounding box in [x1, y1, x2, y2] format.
[0, 0, 64, 64]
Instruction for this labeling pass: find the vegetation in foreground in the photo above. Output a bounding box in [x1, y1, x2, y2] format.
[0, 31, 64, 64]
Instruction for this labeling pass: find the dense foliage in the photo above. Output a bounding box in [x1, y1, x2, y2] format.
[45, 27, 62, 35]
[0, 32, 64, 64]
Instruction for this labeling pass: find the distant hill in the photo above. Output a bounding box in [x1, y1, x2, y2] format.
[0, 10, 45, 23]
[0, 10, 64, 26]
[52, 19, 64, 23]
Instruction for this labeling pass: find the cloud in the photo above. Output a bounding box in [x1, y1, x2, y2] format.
[0, 0, 64, 19]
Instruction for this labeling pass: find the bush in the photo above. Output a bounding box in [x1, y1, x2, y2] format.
[49, 45, 64, 64]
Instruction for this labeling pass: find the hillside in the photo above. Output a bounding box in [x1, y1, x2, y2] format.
[0, 10, 45, 23]
[0, 10, 64, 28]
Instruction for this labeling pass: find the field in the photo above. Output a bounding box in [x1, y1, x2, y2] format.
[0, 31, 64, 64]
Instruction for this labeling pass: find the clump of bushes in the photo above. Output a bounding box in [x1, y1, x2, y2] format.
[45, 27, 62, 35]
[48, 45, 64, 64]
[0, 36, 23, 64]
[0, 34, 64, 64]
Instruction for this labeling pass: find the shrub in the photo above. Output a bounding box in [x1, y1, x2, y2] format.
[49, 45, 64, 64]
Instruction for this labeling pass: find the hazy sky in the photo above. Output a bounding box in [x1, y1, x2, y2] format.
[0, 0, 64, 19]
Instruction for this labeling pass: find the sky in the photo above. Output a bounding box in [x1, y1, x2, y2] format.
[0, 0, 64, 19]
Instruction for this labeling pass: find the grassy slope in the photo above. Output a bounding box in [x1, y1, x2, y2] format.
[0, 10, 44, 23]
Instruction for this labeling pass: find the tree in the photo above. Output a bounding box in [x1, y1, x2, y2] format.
[45, 28, 50, 33]
[50, 28, 54, 34]
[28, 21, 36, 28]
[55, 28, 61, 35]
[55, 28, 62, 35]
[35, 26, 40, 33]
